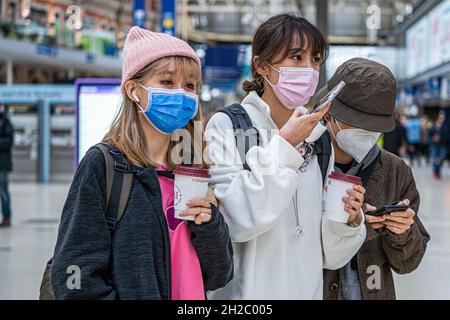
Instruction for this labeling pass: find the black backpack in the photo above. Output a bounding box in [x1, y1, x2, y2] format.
[217, 104, 332, 185]
[38, 143, 134, 300]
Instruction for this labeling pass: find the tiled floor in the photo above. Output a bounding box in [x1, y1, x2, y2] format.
[0, 164, 449, 300]
[0, 183, 70, 300]
[392, 163, 450, 299]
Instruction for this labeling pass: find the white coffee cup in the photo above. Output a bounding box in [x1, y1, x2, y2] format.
[324, 171, 362, 223]
[174, 166, 210, 221]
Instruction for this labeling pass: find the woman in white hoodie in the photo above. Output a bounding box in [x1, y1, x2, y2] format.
[205, 14, 367, 299]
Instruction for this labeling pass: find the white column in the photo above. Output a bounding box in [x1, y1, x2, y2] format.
[6, 59, 13, 85]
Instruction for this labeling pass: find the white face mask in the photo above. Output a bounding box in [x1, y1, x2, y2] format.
[331, 118, 381, 163]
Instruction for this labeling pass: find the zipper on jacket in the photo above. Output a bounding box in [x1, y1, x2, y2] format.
[293, 171, 304, 239]
[151, 169, 172, 300]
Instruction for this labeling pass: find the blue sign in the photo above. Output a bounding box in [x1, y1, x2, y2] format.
[203, 45, 240, 80]
[36, 44, 59, 58]
[0, 85, 74, 104]
[206, 79, 239, 92]
[86, 53, 96, 64]
[404, 85, 414, 95]
[161, 0, 176, 35]
[428, 77, 441, 93]
[133, 0, 147, 28]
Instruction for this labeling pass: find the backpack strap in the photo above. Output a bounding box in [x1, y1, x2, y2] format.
[93, 143, 134, 234]
[39, 144, 134, 301]
[312, 130, 332, 186]
[217, 104, 259, 171]
[217, 105, 332, 183]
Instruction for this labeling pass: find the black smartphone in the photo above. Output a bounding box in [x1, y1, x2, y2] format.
[366, 204, 409, 216]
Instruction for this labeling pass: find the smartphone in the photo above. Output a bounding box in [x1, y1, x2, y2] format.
[366, 204, 409, 216]
[307, 81, 346, 115]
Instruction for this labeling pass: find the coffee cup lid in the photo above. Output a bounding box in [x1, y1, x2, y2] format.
[328, 171, 362, 185]
[174, 166, 210, 178]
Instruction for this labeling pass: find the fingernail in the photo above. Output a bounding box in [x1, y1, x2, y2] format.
[186, 201, 191, 206]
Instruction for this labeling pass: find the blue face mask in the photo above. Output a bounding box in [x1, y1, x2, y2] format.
[135, 84, 199, 135]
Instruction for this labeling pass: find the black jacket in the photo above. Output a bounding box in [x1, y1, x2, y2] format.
[0, 117, 13, 172]
[51, 147, 234, 299]
[428, 123, 447, 146]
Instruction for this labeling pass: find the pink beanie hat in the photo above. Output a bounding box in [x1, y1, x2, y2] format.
[121, 26, 200, 87]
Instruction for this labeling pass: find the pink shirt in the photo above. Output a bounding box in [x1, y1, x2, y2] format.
[156, 167, 205, 300]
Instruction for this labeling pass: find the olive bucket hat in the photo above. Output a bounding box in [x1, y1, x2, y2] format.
[315, 58, 397, 132]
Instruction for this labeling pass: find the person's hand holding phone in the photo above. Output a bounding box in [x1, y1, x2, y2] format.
[365, 204, 385, 230]
[365, 199, 416, 234]
[279, 103, 330, 147]
[382, 199, 415, 234]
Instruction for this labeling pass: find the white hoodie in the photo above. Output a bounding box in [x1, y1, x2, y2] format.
[205, 91, 366, 300]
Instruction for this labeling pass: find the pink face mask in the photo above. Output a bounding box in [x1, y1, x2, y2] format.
[264, 64, 320, 109]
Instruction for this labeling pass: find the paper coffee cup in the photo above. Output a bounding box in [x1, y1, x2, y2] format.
[174, 166, 210, 221]
[324, 172, 362, 223]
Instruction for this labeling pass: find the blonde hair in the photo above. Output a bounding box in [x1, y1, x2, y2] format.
[103, 56, 206, 169]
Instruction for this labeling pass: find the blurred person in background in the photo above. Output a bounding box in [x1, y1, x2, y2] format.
[383, 112, 407, 156]
[420, 115, 431, 165]
[0, 106, 13, 228]
[405, 117, 422, 167]
[429, 112, 447, 180]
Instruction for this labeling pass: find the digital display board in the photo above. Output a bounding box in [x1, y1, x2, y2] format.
[75, 78, 122, 164]
[326, 45, 398, 79]
[406, 0, 450, 78]
[406, 18, 428, 78]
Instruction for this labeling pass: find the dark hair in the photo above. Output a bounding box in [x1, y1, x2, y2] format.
[243, 14, 329, 96]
